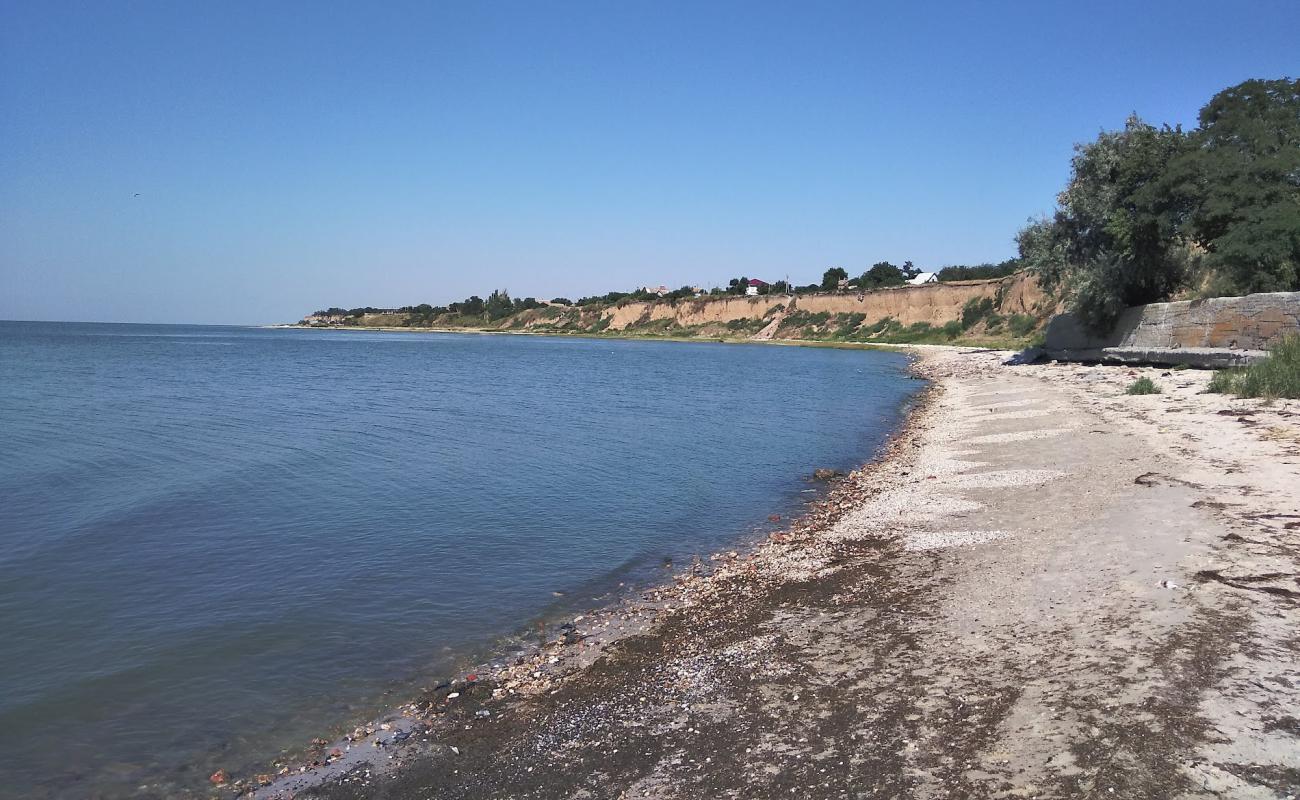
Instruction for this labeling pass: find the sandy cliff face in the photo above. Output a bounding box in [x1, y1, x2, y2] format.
[599, 273, 1044, 332]
[349, 272, 1048, 341]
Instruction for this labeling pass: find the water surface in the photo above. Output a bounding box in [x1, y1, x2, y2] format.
[0, 322, 920, 797]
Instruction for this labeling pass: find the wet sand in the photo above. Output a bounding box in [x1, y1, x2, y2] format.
[239, 348, 1299, 800]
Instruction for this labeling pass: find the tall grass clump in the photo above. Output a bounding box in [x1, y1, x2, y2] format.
[1126, 376, 1161, 395]
[1207, 335, 1300, 399]
[1008, 314, 1038, 338]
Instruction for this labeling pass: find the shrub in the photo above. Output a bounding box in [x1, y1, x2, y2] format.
[941, 320, 964, 340]
[1008, 314, 1038, 338]
[960, 297, 995, 329]
[833, 312, 866, 338]
[1126, 376, 1161, 395]
[862, 317, 900, 336]
[1206, 334, 1300, 399]
[724, 318, 765, 333]
[936, 260, 1021, 282]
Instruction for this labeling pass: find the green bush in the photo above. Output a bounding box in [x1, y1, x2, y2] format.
[941, 320, 964, 340]
[1207, 334, 1300, 399]
[724, 318, 765, 333]
[862, 317, 900, 336]
[832, 312, 866, 338]
[1008, 314, 1038, 338]
[960, 297, 995, 329]
[1126, 376, 1161, 395]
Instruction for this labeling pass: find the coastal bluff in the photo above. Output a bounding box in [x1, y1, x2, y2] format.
[321, 272, 1048, 343]
[597, 273, 1042, 331]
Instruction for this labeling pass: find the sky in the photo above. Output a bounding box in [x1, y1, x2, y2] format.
[1, 1, 1297, 325]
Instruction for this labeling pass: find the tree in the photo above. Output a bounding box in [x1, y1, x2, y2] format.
[550, 297, 573, 306]
[454, 295, 485, 316]
[484, 289, 515, 319]
[1018, 115, 1191, 331]
[727, 277, 750, 295]
[1165, 78, 1300, 295]
[821, 267, 848, 291]
[858, 262, 906, 289]
[936, 260, 1021, 281]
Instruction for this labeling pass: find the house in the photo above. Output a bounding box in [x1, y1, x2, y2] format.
[641, 285, 670, 297]
[745, 278, 769, 296]
[907, 272, 938, 286]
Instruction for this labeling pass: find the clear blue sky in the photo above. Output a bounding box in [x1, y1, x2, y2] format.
[2, 1, 1297, 324]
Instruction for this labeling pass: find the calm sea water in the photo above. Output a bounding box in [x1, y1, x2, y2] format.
[0, 321, 921, 798]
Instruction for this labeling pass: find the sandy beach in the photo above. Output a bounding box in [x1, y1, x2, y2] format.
[244, 347, 1299, 800]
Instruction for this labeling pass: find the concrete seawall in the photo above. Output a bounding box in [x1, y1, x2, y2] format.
[1043, 291, 1300, 367]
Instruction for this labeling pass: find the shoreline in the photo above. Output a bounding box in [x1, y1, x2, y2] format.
[198, 350, 937, 799]
[222, 347, 1300, 798]
[270, 322, 1028, 353]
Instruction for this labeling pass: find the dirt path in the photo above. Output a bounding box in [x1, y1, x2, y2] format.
[285, 350, 1299, 800]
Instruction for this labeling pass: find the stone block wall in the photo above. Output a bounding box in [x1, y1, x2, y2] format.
[1046, 292, 1299, 351]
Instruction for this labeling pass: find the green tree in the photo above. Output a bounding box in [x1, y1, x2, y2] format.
[484, 289, 515, 319]
[1018, 115, 1191, 331]
[821, 267, 848, 291]
[936, 260, 1021, 281]
[1166, 78, 1300, 295]
[859, 262, 905, 288]
[455, 295, 485, 316]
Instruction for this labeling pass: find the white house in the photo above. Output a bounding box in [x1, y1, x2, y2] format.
[907, 272, 938, 286]
[745, 278, 769, 296]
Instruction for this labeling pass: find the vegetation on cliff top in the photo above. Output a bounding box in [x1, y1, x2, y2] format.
[311, 78, 1296, 347]
[1019, 78, 1300, 332]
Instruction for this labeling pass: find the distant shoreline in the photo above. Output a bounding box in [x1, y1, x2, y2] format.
[268, 321, 999, 355]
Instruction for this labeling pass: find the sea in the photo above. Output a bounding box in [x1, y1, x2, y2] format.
[0, 321, 922, 798]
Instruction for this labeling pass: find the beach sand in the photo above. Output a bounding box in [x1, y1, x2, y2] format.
[245, 348, 1299, 800]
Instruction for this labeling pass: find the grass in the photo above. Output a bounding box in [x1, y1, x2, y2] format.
[724, 317, 766, 332]
[1008, 314, 1038, 338]
[1126, 376, 1161, 395]
[1207, 334, 1300, 399]
[960, 297, 995, 329]
[831, 312, 866, 339]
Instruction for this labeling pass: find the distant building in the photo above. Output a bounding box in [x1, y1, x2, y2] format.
[641, 285, 670, 297]
[745, 278, 769, 297]
[907, 272, 938, 286]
